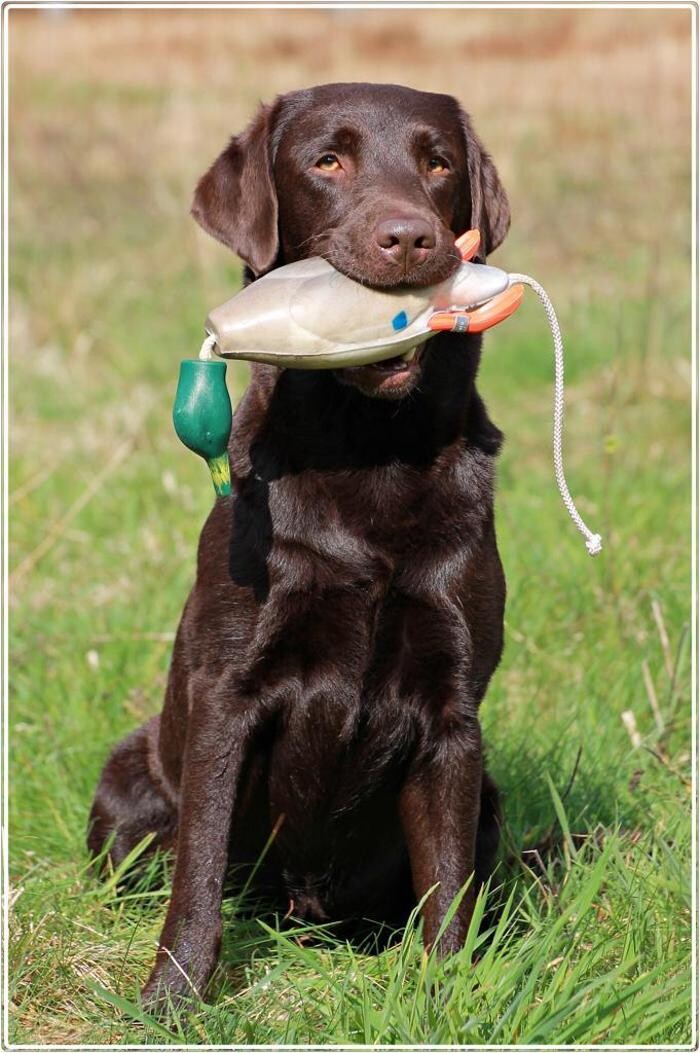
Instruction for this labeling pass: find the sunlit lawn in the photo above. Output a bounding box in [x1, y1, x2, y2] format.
[7, 7, 692, 1045]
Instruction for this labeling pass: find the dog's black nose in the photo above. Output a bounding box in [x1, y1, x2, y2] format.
[375, 216, 436, 270]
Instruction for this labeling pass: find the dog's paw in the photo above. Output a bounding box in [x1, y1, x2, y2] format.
[140, 956, 209, 1017]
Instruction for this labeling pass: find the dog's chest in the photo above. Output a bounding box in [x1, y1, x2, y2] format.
[268, 449, 487, 569]
[245, 457, 481, 707]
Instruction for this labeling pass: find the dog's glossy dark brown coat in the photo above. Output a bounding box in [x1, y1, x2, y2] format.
[88, 83, 509, 1005]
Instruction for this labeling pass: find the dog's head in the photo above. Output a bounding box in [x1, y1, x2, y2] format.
[193, 82, 509, 399]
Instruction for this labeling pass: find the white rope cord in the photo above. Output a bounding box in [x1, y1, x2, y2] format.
[199, 332, 217, 361]
[508, 273, 602, 557]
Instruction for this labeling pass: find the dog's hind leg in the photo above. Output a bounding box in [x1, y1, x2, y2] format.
[87, 715, 178, 873]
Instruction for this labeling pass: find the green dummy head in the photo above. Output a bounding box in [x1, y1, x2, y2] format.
[173, 359, 232, 497]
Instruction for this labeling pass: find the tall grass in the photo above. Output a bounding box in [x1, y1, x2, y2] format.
[7, 7, 693, 1045]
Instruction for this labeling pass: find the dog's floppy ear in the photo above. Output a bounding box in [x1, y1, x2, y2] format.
[461, 112, 510, 257]
[192, 103, 279, 276]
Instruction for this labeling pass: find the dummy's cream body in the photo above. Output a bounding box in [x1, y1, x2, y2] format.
[205, 257, 510, 369]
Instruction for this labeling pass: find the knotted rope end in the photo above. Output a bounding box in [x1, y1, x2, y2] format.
[586, 534, 603, 556]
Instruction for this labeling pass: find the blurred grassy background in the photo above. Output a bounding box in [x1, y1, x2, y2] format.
[7, 6, 693, 1045]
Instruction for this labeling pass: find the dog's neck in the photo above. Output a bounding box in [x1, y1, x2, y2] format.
[242, 333, 501, 482]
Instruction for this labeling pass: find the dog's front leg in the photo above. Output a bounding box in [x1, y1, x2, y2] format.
[398, 717, 483, 956]
[141, 680, 256, 1009]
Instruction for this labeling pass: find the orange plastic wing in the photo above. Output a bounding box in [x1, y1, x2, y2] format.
[454, 229, 481, 262]
[428, 283, 524, 334]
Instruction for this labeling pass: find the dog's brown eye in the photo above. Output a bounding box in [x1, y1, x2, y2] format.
[316, 153, 341, 172]
[428, 157, 448, 174]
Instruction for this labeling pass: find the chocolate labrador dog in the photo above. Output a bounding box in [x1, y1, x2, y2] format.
[88, 82, 510, 1006]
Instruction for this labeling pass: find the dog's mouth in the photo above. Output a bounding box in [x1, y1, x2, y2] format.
[336, 343, 426, 398]
[313, 236, 457, 398]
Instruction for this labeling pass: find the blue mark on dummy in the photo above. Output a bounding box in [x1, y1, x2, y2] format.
[391, 310, 408, 331]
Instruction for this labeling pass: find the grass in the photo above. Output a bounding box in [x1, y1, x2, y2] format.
[6, 6, 694, 1047]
